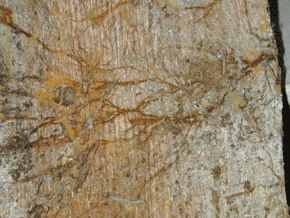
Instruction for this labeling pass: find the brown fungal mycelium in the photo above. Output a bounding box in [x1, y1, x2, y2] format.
[0, 1, 287, 217]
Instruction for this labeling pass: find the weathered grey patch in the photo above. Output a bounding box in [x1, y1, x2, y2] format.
[62, 87, 76, 106]
[53, 86, 62, 104]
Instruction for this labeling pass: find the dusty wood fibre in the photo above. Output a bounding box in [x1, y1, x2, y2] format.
[0, 0, 288, 217]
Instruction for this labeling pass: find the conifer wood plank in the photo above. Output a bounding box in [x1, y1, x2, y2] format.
[0, 0, 288, 217]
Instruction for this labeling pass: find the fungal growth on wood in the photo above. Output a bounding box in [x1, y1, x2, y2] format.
[0, 0, 287, 217]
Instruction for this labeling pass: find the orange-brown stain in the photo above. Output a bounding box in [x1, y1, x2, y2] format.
[0, 105, 5, 121]
[259, 14, 269, 33]
[260, 22, 268, 32]
[0, 6, 15, 25]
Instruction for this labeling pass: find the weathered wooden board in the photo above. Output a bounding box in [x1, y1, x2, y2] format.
[0, 0, 288, 217]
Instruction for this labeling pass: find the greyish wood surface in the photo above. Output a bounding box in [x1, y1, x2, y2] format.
[0, 0, 288, 217]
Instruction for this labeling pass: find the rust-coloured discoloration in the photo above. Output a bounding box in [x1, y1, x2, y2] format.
[0, 1, 286, 217]
[0, 6, 15, 26]
[0, 6, 31, 37]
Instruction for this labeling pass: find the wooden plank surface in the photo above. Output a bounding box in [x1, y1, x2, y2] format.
[0, 0, 288, 217]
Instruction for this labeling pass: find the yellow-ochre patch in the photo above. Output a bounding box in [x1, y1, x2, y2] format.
[31, 70, 84, 144]
[33, 69, 81, 106]
[0, 105, 6, 121]
[260, 22, 268, 32]
[243, 47, 260, 61]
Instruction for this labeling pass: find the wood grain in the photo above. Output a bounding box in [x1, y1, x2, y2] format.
[0, 0, 288, 217]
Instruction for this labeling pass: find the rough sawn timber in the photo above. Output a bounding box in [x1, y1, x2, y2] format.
[0, 0, 288, 217]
